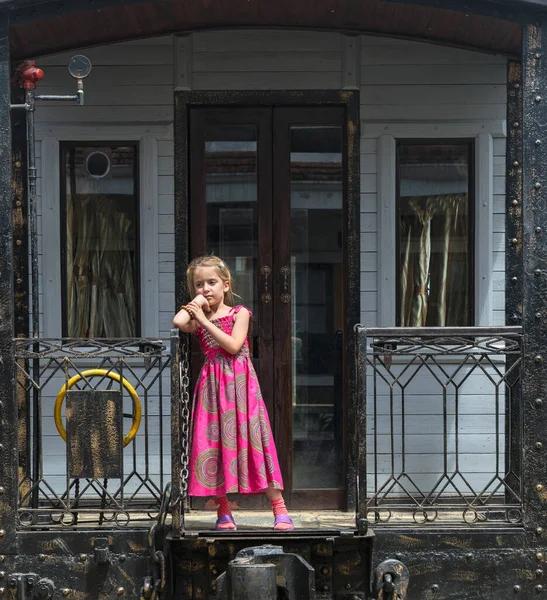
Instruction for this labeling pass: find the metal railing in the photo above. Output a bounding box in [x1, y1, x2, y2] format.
[14, 334, 178, 529]
[356, 326, 523, 526]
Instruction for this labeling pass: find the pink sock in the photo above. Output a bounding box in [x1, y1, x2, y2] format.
[271, 497, 292, 530]
[215, 496, 236, 530]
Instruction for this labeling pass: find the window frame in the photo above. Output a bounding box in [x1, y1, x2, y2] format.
[39, 125, 168, 338]
[374, 125, 498, 327]
[394, 138, 476, 327]
[59, 140, 142, 338]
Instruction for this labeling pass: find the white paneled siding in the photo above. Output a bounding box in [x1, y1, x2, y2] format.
[33, 31, 507, 500]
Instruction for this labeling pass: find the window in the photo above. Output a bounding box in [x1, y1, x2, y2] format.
[60, 143, 140, 337]
[396, 141, 474, 326]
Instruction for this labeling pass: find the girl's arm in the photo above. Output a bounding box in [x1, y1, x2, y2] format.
[187, 302, 250, 355]
[173, 307, 197, 333]
[173, 296, 209, 333]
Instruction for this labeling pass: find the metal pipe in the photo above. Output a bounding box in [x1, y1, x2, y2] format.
[25, 88, 41, 509]
[26, 88, 38, 339]
[35, 94, 78, 102]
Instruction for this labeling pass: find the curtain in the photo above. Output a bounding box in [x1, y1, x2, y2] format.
[399, 194, 467, 327]
[66, 193, 137, 338]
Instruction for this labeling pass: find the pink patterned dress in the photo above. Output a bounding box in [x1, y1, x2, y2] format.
[188, 305, 284, 496]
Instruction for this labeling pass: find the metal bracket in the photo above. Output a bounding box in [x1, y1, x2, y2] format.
[94, 537, 110, 565]
[374, 559, 409, 600]
[7, 574, 55, 600]
[356, 514, 369, 535]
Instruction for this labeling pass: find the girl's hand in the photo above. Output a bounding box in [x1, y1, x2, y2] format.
[193, 295, 211, 312]
[186, 300, 208, 324]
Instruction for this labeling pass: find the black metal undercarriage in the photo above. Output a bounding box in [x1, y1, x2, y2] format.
[2, 0, 547, 598]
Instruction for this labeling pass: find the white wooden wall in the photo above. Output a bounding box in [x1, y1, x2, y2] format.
[32, 30, 508, 499]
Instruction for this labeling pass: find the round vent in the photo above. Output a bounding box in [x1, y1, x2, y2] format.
[85, 151, 111, 179]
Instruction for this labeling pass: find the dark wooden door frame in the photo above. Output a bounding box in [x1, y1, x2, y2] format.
[174, 90, 360, 510]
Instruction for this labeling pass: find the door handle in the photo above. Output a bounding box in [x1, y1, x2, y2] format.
[280, 265, 291, 303]
[261, 265, 272, 304]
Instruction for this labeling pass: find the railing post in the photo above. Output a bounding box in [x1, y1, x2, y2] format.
[0, 10, 17, 549]
[170, 329, 183, 535]
[355, 325, 368, 532]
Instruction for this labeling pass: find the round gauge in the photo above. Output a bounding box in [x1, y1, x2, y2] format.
[67, 55, 92, 79]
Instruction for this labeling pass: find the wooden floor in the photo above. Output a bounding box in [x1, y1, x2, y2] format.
[182, 510, 357, 532]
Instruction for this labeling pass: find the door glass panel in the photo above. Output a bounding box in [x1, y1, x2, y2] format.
[290, 126, 344, 489]
[204, 127, 258, 320]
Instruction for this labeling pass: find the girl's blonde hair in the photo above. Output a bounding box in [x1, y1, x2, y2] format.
[187, 255, 237, 306]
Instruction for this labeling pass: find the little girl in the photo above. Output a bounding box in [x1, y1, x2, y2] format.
[173, 255, 294, 531]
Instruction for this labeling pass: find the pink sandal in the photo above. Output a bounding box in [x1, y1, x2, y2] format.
[215, 514, 237, 531]
[274, 515, 294, 531]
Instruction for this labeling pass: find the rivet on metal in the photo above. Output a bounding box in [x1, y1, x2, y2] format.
[514, 160, 519, 167]
[14, 161, 21, 169]
[538, 569, 544, 577]
[537, 313, 542, 319]
[537, 140, 542, 146]
[539, 553, 544, 561]
[537, 398, 544, 407]
[15, 201, 21, 207]
[431, 584, 439, 593]
[537, 584, 544, 592]
[16, 279, 22, 285]
[512, 199, 519, 205]
[15, 240, 22, 246]
[537, 53, 543, 59]
[38, 554, 46, 562]
[513, 121, 520, 127]
[116, 588, 125, 596]
[515, 83, 520, 89]
[537, 484, 543, 491]
[0, 531, 5, 539]
[79, 554, 86, 562]
[538, 227, 544, 233]
[512, 277, 518, 283]
[536, 355, 544, 363]
[345, 583, 351, 589]
[536, 183, 542, 189]
[514, 585, 521, 593]
[537, 527, 543, 536]
[537, 96, 543, 102]
[0, 573, 5, 580]
[0, 588, 5, 595]
[511, 238, 518, 244]
[537, 442, 544, 450]
[0, 489, 5, 496]
[61, 590, 70, 597]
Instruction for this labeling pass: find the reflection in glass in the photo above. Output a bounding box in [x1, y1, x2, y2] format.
[290, 126, 344, 489]
[204, 127, 258, 322]
[397, 142, 472, 326]
[62, 144, 139, 337]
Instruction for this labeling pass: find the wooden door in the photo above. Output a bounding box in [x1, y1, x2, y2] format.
[189, 106, 346, 509]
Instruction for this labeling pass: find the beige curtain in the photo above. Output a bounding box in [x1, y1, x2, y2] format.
[399, 194, 467, 327]
[66, 194, 137, 338]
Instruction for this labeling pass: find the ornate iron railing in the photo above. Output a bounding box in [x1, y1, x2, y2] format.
[14, 334, 178, 529]
[356, 326, 523, 526]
